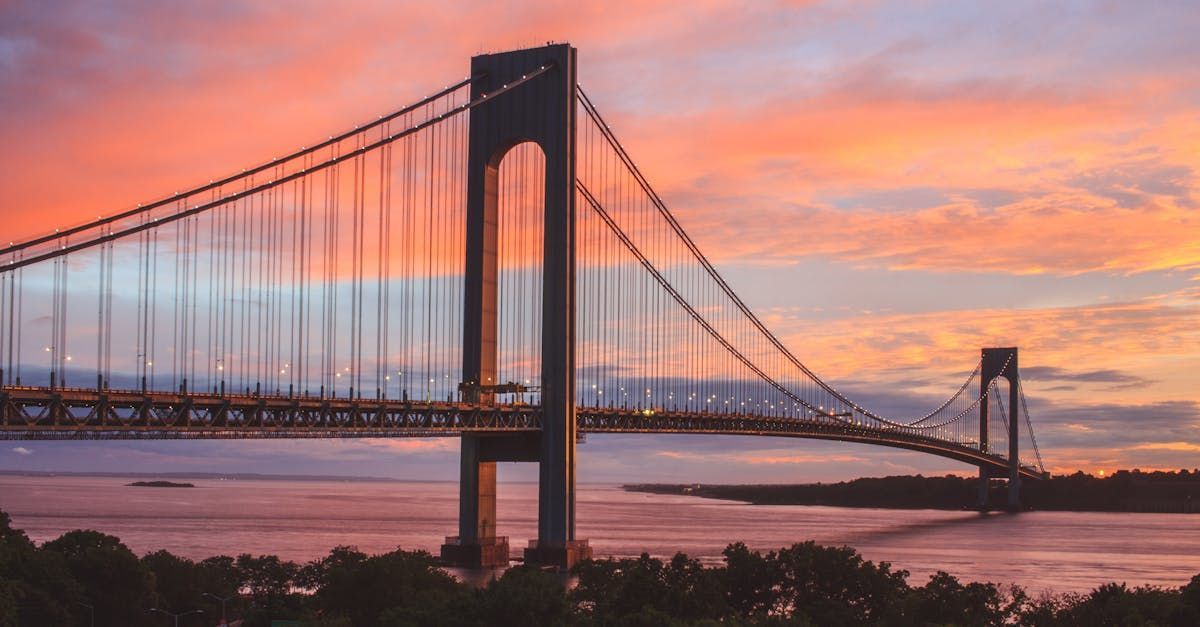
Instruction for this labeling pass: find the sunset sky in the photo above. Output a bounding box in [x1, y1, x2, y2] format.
[1, 1, 1197, 482]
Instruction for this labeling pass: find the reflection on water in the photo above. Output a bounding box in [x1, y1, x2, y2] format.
[1, 476, 1196, 593]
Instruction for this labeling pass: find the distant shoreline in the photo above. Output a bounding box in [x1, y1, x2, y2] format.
[625, 471, 1199, 514]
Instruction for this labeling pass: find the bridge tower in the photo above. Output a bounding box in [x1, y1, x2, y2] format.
[978, 347, 1021, 510]
[440, 44, 590, 569]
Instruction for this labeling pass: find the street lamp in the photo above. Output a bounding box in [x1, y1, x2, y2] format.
[148, 607, 204, 627]
[201, 592, 237, 622]
[73, 601, 94, 627]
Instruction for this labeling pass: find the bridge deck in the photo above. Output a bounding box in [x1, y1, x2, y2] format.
[0, 386, 1046, 480]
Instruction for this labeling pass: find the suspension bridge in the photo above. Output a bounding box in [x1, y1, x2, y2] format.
[0, 44, 1047, 568]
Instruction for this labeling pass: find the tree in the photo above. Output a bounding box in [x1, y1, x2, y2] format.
[906, 571, 1008, 626]
[234, 553, 301, 626]
[572, 553, 670, 621]
[476, 565, 571, 627]
[378, 587, 481, 627]
[723, 542, 783, 618]
[42, 529, 156, 627]
[307, 546, 457, 626]
[771, 541, 909, 625]
[195, 555, 245, 619]
[1063, 582, 1184, 626]
[143, 550, 203, 615]
[1174, 574, 1200, 626]
[142, 549, 241, 623]
[0, 510, 80, 626]
[572, 552, 729, 624]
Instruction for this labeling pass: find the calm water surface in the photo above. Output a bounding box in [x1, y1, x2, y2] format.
[2, 476, 1196, 593]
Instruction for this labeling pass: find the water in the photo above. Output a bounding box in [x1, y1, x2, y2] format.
[2, 475, 1196, 593]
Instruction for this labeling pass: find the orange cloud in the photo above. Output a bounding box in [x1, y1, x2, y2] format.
[1131, 442, 1200, 453]
[769, 294, 1200, 405]
[623, 83, 1200, 275]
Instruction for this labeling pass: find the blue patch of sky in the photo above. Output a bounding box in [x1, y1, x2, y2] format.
[777, 1, 1200, 92]
[716, 258, 1192, 318]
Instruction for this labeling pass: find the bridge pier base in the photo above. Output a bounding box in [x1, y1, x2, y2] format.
[524, 539, 592, 571]
[1007, 475, 1021, 512]
[441, 436, 510, 568]
[977, 467, 990, 510]
[441, 536, 510, 569]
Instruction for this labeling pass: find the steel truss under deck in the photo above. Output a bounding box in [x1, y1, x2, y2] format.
[0, 386, 1046, 480]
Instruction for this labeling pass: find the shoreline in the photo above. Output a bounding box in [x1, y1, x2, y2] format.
[624, 471, 1200, 514]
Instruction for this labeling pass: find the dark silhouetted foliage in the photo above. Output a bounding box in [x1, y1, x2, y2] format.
[42, 529, 156, 627]
[572, 552, 730, 623]
[1, 508, 1196, 626]
[305, 545, 458, 626]
[0, 511, 79, 626]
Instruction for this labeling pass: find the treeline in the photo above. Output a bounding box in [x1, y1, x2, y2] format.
[3, 510, 1198, 626]
[627, 469, 1200, 512]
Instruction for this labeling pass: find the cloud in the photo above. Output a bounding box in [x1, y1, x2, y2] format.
[1129, 441, 1200, 453]
[1020, 366, 1151, 386]
[765, 294, 1199, 403]
[11, 447, 33, 456]
[612, 43, 1200, 277]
